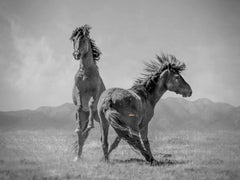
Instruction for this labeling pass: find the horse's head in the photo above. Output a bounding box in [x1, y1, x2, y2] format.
[70, 25, 91, 60]
[131, 54, 192, 104]
[164, 65, 192, 97]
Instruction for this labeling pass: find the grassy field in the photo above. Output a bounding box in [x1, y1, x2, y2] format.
[0, 127, 240, 180]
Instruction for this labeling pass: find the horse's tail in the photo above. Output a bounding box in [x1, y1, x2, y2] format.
[105, 108, 128, 132]
[104, 107, 153, 162]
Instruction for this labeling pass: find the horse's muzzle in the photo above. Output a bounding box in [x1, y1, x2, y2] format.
[182, 89, 192, 97]
[73, 51, 81, 60]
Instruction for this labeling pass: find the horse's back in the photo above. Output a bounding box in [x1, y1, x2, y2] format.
[98, 88, 138, 107]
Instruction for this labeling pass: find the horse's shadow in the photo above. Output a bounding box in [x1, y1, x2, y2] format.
[111, 153, 189, 166]
[112, 158, 146, 165]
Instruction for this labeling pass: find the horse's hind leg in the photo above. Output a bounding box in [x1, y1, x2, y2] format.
[99, 110, 110, 162]
[74, 110, 89, 161]
[108, 136, 121, 156]
[74, 106, 81, 133]
[74, 90, 82, 133]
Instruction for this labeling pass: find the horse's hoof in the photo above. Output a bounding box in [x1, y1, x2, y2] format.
[73, 156, 80, 162]
[100, 157, 109, 163]
[150, 159, 159, 166]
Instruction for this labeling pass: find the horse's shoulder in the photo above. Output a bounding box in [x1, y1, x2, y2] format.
[140, 101, 154, 121]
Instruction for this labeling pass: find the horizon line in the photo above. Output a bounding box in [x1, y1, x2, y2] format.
[0, 97, 238, 112]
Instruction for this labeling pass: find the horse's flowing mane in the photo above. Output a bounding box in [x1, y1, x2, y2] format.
[70, 24, 102, 61]
[131, 53, 186, 99]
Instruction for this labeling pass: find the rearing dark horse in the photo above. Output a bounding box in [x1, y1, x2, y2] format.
[97, 54, 192, 165]
[70, 25, 105, 161]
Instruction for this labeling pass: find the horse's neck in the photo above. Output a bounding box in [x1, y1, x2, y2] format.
[78, 51, 97, 73]
[148, 78, 167, 107]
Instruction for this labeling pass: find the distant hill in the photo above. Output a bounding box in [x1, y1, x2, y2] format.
[0, 103, 76, 130]
[0, 98, 239, 131]
[151, 98, 240, 131]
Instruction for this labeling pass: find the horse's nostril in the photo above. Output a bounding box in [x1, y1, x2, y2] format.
[73, 50, 79, 55]
[73, 52, 81, 60]
[189, 90, 192, 96]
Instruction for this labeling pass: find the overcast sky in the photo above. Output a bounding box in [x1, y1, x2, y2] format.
[0, 0, 240, 110]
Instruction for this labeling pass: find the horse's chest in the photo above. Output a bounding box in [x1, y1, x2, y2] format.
[75, 76, 98, 93]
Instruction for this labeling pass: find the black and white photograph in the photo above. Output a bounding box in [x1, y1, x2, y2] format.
[0, 0, 240, 179]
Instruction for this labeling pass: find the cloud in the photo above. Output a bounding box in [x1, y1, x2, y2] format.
[1, 1, 240, 110]
[8, 20, 75, 109]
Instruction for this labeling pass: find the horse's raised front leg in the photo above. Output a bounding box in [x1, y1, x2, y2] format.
[82, 97, 95, 135]
[108, 136, 121, 156]
[73, 110, 90, 161]
[87, 97, 95, 129]
[74, 105, 82, 133]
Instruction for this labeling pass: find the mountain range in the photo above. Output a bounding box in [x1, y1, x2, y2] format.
[0, 98, 239, 131]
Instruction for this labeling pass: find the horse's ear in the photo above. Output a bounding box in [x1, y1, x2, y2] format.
[70, 27, 78, 40]
[83, 24, 91, 36]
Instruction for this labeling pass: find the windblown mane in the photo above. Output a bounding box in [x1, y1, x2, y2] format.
[70, 24, 102, 61]
[130, 53, 186, 99]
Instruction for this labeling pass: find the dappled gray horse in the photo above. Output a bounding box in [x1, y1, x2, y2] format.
[97, 54, 192, 165]
[70, 25, 105, 161]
